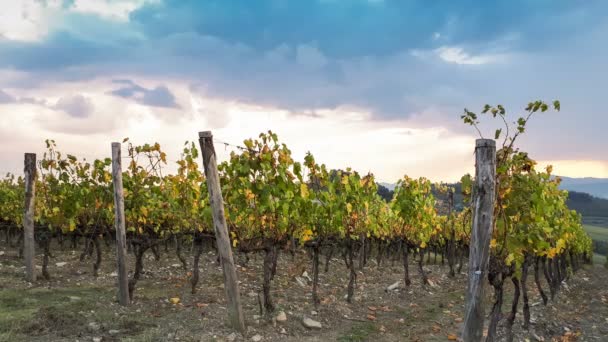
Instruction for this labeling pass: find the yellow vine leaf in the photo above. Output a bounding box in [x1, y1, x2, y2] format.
[300, 183, 309, 199]
[505, 253, 515, 265]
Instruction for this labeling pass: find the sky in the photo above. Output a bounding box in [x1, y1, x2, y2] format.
[0, 0, 607, 183]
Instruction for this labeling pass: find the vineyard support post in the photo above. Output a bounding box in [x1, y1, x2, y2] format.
[23, 153, 36, 282]
[198, 131, 246, 333]
[462, 139, 496, 342]
[112, 143, 130, 306]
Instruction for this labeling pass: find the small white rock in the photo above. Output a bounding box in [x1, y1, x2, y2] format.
[109, 329, 120, 335]
[88, 322, 101, 332]
[55, 262, 67, 267]
[386, 281, 400, 291]
[276, 311, 287, 322]
[251, 334, 263, 341]
[227, 332, 237, 342]
[311, 310, 318, 316]
[295, 277, 307, 287]
[302, 317, 322, 329]
[93, 338, 102, 342]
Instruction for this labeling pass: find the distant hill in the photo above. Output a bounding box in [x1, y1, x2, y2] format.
[566, 191, 608, 222]
[378, 182, 396, 191]
[558, 176, 608, 199]
[377, 177, 608, 218]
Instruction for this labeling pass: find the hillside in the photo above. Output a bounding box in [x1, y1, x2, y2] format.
[559, 176, 608, 199]
[566, 191, 608, 222]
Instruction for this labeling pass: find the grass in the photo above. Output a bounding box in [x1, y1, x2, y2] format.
[583, 224, 608, 242]
[592, 253, 607, 265]
[337, 322, 378, 342]
[0, 287, 96, 341]
[0, 285, 150, 342]
[582, 216, 608, 228]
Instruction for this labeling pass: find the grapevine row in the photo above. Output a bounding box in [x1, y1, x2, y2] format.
[0, 100, 594, 341]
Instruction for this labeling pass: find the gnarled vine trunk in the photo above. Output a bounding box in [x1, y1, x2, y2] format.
[92, 234, 102, 277]
[402, 243, 411, 286]
[128, 242, 150, 300]
[344, 240, 357, 303]
[505, 276, 520, 342]
[521, 257, 531, 330]
[191, 233, 204, 294]
[312, 243, 320, 307]
[418, 248, 429, 285]
[262, 243, 278, 313]
[534, 256, 548, 305]
[175, 235, 188, 271]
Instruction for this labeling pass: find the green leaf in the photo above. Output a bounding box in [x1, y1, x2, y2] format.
[494, 129, 502, 140]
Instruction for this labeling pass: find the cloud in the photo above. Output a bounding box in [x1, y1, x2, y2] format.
[0, 0, 62, 42]
[67, 0, 150, 21]
[0, 0, 607, 176]
[53, 94, 94, 118]
[433, 46, 507, 65]
[128, 0, 607, 58]
[0, 90, 16, 103]
[109, 79, 180, 108]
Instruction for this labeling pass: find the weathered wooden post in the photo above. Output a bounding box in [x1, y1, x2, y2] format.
[23, 153, 36, 282]
[112, 143, 130, 306]
[462, 139, 496, 342]
[198, 131, 246, 333]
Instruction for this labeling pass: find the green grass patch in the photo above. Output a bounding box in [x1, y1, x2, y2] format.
[592, 253, 607, 265]
[337, 322, 378, 342]
[0, 286, 115, 341]
[583, 225, 608, 242]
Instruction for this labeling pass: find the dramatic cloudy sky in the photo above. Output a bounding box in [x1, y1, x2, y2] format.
[1, 0, 607, 182]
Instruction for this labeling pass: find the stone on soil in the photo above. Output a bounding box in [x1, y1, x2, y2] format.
[302, 317, 322, 329]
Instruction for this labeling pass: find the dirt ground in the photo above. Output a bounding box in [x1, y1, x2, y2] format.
[1, 242, 607, 342]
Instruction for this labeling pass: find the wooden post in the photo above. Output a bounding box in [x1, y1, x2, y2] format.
[198, 131, 246, 333]
[23, 153, 36, 282]
[112, 143, 130, 306]
[462, 139, 496, 342]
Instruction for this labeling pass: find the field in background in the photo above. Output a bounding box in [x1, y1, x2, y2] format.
[584, 224, 608, 264]
[592, 253, 606, 265]
[582, 216, 608, 228]
[583, 224, 608, 242]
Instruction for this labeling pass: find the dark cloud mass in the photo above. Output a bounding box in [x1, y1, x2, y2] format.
[109, 80, 180, 109]
[0, 90, 16, 103]
[128, 0, 605, 58]
[53, 94, 95, 118]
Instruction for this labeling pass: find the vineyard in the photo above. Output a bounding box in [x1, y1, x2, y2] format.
[0, 101, 605, 342]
